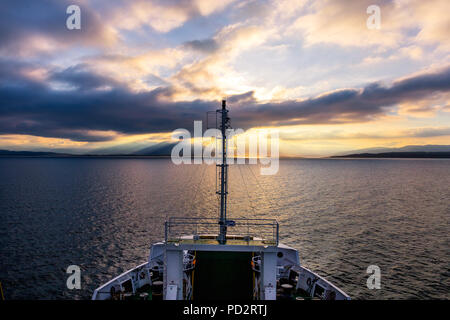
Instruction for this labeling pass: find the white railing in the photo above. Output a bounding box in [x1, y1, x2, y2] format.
[165, 217, 279, 245]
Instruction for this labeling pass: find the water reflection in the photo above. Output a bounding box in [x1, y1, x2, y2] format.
[0, 158, 449, 299]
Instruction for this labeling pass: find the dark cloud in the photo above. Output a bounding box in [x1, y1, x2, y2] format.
[183, 38, 219, 53]
[49, 64, 121, 91]
[0, 60, 214, 141]
[231, 66, 450, 128]
[1, 60, 450, 142]
[227, 91, 256, 103]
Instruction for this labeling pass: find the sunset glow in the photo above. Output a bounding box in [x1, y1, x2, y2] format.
[1, 0, 449, 156]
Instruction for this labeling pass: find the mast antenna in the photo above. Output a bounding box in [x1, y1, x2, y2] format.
[217, 99, 233, 244]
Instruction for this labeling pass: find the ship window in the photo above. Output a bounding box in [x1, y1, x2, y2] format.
[277, 251, 283, 258]
[289, 270, 298, 283]
[121, 279, 133, 293]
[314, 284, 325, 298]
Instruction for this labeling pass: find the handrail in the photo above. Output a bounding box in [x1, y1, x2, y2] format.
[165, 217, 279, 245]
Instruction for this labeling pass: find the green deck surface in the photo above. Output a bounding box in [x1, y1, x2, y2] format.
[193, 251, 254, 300]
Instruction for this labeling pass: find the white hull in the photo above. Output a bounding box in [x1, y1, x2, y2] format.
[92, 237, 350, 300]
[92, 262, 150, 300]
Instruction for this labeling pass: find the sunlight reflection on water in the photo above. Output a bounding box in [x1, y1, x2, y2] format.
[0, 158, 449, 299]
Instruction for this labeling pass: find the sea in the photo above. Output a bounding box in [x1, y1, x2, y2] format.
[0, 157, 449, 299]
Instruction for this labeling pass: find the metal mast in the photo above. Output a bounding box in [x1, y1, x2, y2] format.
[217, 100, 231, 244]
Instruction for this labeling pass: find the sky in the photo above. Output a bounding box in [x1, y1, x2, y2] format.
[0, 0, 449, 157]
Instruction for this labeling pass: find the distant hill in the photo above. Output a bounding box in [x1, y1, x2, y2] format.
[333, 145, 450, 158]
[3, 144, 450, 159]
[0, 149, 68, 156]
[0, 144, 176, 157]
[333, 152, 450, 158]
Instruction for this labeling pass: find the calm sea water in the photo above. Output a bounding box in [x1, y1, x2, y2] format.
[0, 158, 449, 299]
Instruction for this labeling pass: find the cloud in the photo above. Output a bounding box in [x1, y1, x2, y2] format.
[81, 49, 184, 91]
[1, 59, 450, 142]
[107, 0, 196, 33]
[231, 66, 450, 127]
[279, 126, 450, 141]
[49, 64, 121, 91]
[407, 127, 450, 138]
[0, 0, 239, 58]
[0, 59, 213, 141]
[411, 0, 450, 49]
[170, 23, 272, 100]
[0, 0, 117, 57]
[106, 0, 237, 33]
[183, 39, 219, 54]
[0, 0, 238, 60]
[290, 0, 450, 51]
[290, 0, 403, 47]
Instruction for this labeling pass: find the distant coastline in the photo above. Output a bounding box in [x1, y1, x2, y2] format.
[332, 152, 450, 158]
[2, 149, 450, 159]
[0, 149, 170, 158]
